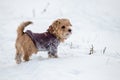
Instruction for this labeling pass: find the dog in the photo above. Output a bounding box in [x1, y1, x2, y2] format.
[15, 18, 72, 64]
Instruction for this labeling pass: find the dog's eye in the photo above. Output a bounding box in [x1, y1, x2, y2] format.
[61, 26, 65, 29]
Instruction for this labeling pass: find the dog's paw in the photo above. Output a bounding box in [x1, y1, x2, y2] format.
[48, 54, 58, 58]
[16, 59, 22, 64]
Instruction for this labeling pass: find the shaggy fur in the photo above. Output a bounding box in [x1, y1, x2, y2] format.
[15, 19, 72, 64]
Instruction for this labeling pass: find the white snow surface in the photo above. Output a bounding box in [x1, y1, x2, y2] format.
[0, 0, 120, 80]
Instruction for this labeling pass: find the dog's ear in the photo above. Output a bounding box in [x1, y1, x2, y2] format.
[47, 19, 61, 33]
[55, 20, 61, 25]
[47, 25, 53, 32]
[53, 19, 61, 27]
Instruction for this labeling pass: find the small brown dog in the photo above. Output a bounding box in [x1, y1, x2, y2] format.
[15, 18, 72, 64]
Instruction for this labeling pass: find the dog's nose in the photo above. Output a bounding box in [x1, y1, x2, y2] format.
[68, 29, 72, 32]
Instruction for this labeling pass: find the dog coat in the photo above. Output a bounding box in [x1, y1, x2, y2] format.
[25, 30, 60, 54]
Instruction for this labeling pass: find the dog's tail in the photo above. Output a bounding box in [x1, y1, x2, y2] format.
[17, 21, 32, 37]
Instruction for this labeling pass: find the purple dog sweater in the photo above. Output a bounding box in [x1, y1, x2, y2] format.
[25, 30, 60, 55]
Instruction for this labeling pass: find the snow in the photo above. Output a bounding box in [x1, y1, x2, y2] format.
[0, 0, 120, 80]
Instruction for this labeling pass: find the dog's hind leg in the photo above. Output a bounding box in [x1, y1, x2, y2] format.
[23, 52, 30, 62]
[15, 50, 22, 64]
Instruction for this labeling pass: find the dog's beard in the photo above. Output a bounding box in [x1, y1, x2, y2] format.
[62, 32, 71, 39]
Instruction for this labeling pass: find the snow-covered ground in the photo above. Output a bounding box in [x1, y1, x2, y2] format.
[0, 0, 120, 80]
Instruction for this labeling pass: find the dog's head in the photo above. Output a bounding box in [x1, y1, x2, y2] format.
[47, 18, 72, 42]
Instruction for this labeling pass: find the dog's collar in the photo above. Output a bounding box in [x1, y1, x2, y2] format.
[45, 32, 57, 40]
